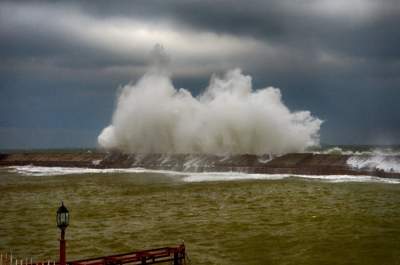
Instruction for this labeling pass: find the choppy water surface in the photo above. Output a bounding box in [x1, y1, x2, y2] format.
[0, 168, 399, 265]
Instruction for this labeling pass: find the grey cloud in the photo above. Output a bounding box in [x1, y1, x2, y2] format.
[2, 0, 399, 76]
[0, 0, 399, 147]
[168, 1, 400, 61]
[69, 0, 400, 60]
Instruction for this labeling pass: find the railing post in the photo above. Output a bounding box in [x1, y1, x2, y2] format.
[173, 252, 179, 265]
[140, 256, 146, 265]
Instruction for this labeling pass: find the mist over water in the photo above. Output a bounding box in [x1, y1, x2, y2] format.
[98, 46, 322, 155]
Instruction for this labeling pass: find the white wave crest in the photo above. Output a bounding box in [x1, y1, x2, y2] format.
[317, 146, 400, 156]
[6, 166, 399, 184]
[182, 172, 400, 184]
[6, 166, 181, 177]
[347, 156, 400, 173]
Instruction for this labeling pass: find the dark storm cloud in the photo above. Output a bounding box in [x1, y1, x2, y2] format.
[172, 1, 400, 58]
[2, 1, 399, 74]
[0, 4, 147, 70]
[57, 0, 400, 61]
[0, 0, 399, 148]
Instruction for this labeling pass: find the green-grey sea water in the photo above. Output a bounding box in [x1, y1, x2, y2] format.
[0, 168, 399, 265]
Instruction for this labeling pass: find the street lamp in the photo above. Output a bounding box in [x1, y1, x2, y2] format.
[57, 202, 69, 265]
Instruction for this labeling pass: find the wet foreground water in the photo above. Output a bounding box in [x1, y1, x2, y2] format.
[0, 168, 399, 265]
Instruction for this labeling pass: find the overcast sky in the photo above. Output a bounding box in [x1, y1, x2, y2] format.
[1, 0, 399, 149]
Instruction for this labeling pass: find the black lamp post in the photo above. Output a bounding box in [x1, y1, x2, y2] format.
[57, 202, 69, 265]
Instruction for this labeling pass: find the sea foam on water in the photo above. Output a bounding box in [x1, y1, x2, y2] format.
[98, 46, 322, 155]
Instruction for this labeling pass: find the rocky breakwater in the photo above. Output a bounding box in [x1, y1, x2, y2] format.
[0, 152, 399, 179]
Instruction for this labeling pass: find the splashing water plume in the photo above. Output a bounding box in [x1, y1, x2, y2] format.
[98, 46, 322, 155]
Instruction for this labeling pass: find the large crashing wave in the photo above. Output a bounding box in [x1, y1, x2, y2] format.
[98, 46, 322, 155]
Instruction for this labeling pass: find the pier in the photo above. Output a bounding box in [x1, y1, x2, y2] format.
[1, 152, 399, 179]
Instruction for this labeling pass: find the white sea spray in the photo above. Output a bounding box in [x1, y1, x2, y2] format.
[98, 46, 322, 155]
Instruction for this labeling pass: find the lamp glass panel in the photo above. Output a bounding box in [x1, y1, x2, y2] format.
[61, 213, 66, 225]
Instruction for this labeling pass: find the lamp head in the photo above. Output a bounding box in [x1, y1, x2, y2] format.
[57, 202, 69, 230]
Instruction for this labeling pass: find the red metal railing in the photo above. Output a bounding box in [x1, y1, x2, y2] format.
[67, 244, 185, 265]
[10, 245, 185, 265]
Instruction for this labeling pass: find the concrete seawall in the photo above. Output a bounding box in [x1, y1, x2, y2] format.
[1, 152, 399, 179]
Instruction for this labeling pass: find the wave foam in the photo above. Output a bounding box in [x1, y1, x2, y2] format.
[182, 172, 400, 184]
[347, 156, 400, 173]
[6, 166, 181, 177]
[317, 146, 400, 156]
[5, 166, 400, 184]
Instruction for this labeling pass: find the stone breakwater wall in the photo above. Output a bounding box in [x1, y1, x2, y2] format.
[0, 152, 399, 179]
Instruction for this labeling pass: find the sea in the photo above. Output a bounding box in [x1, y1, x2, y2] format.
[0, 145, 400, 265]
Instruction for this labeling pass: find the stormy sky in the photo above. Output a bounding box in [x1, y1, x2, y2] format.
[0, 0, 399, 149]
